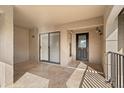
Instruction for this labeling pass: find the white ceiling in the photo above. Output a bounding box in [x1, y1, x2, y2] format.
[14, 5, 106, 28]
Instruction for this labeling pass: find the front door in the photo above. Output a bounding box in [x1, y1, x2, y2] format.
[76, 33, 89, 61]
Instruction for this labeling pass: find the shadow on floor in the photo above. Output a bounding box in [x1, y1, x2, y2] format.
[77, 62, 111, 88]
[67, 61, 111, 88]
[14, 61, 75, 88]
[14, 61, 38, 82]
[14, 61, 111, 88]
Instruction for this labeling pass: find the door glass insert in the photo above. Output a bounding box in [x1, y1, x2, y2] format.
[78, 35, 86, 48]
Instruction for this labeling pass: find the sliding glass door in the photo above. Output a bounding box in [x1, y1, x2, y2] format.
[40, 33, 49, 61]
[40, 32, 60, 64]
[50, 32, 60, 63]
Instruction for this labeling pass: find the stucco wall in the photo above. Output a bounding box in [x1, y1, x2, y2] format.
[29, 28, 39, 62]
[38, 17, 103, 66]
[0, 6, 13, 87]
[38, 26, 69, 66]
[118, 12, 124, 53]
[71, 28, 103, 64]
[14, 26, 29, 63]
[14, 26, 39, 63]
[103, 5, 124, 78]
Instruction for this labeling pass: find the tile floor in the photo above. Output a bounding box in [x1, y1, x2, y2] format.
[13, 61, 111, 88]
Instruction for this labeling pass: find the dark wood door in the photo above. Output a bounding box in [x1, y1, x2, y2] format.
[76, 33, 89, 61]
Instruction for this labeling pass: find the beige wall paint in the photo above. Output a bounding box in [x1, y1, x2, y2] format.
[103, 5, 124, 78]
[38, 17, 103, 66]
[14, 26, 29, 63]
[106, 18, 118, 52]
[13, 16, 104, 67]
[29, 28, 39, 62]
[0, 6, 13, 87]
[38, 29, 70, 66]
[56, 16, 103, 30]
[71, 28, 103, 64]
[57, 17, 103, 66]
[118, 13, 124, 53]
[14, 26, 39, 63]
[105, 18, 118, 78]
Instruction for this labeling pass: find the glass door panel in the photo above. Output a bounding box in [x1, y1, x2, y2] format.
[40, 34, 49, 61]
[50, 32, 60, 63]
[78, 35, 87, 48]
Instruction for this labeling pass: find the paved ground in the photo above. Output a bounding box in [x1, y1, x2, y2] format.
[12, 61, 111, 88]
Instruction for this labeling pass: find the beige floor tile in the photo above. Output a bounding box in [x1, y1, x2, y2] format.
[14, 61, 111, 88]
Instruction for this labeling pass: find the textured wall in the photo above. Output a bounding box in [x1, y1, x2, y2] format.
[71, 28, 103, 64]
[0, 6, 14, 87]
[38, 17, 103, 66]
[118, 12, 124, 53]
[14, 26, 29, 63]
[29, 28, 39, 62]
[103, 5, 123, 78]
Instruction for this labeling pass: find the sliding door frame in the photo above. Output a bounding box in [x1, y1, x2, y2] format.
[39, 31, 60, 64]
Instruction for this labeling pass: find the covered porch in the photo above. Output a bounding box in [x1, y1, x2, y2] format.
[12, 61, 111, 88]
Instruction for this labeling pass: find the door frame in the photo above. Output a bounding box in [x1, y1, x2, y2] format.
[76, 32, 89, 61]
[39, 31, 60, 64]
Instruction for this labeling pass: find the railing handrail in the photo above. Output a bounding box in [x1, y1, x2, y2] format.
[107, 51, 124, 57]
[106, 51, 124, 88]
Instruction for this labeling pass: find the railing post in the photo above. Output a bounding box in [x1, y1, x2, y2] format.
[111, 53, 116, 87]
[106, 51, 124, 88]
[106, 52, 110, 81]
[116, 54, 119, 88]
[119, 56, 121, 88]
[115, 54, 118, 88]
[106, 52, 109, 80]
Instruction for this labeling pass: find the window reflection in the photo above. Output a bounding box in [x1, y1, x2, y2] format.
[78, 35, 86, 48]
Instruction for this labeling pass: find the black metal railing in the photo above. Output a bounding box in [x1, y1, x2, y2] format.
[106, 51, 124, 88]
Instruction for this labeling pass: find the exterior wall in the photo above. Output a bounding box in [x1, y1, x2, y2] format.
[13, 15, 104, 67]
[71, 28, 103, 64]
[106, 17, 118, 78]
[38, 26, 69, 66]
[14, 26, 39, 63]
[103, 5, 124, 78]
[38, 17, 103, 66]
[118, 12, 124, 54]
[29, 28, 39, 62]
[14, 26, 29, 63]
[106, 17, 118, 52]
[0, 6, 14, 87]
[56, 16, 103, 30]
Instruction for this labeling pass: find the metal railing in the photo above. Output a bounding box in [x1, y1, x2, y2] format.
[106, 51, 124, 88]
